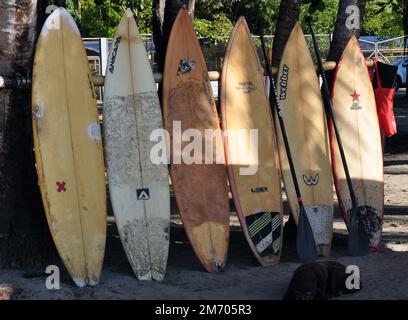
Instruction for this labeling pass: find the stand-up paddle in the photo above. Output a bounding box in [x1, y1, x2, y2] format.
[306, 17, 370, 256]
[258, 23, 317, 262]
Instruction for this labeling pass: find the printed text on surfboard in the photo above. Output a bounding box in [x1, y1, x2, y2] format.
[109, 36, 121, 74]
[279, 64, 289, 100]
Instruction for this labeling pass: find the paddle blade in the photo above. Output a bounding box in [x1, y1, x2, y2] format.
[348, 206, 370, 256]
[296, 206, 318, 262]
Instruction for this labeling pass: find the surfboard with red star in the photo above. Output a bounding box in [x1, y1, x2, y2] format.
[331, 37, 384, 251]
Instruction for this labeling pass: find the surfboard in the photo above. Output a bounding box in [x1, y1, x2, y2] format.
[331, 36, 384, 251]
[32, 8, 106, 287]
[162, 8, 230, 272]
[276, 23, 333, 256]
[103, 10, 170, 281]
[220, 17, 283, 266]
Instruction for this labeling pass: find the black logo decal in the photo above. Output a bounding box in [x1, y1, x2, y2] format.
[279, 64, 289, 100]
[177, 59, 196, 75]
[136, 188, 150, 200]
[303, 174, 319, 186]
[236, 81, 256, 93]
[251, 186, 268, 193]
[109, 36, 121, 74]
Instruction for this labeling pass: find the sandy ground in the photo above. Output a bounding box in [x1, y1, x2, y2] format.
[0, 92, 407, 301]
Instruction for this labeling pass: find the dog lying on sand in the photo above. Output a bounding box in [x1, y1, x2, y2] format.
[283, 261, 362, 300]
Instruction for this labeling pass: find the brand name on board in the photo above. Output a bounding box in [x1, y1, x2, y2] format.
[350, 103, 363, 110]
[251, 186, 268, 193]
[279, 64, 289, 100]
[236, 81, 256, 93]
[109, 36, 121, 74]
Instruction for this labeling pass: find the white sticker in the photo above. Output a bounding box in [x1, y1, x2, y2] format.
[33, 104, 44, 120]
[87, 122, 101, 140]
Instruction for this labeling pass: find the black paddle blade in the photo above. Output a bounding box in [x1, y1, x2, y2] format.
[296, 205, 318, 262]
[348, 206, 370, 256]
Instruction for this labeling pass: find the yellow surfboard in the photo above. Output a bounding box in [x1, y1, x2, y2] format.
[220, 17, 283, 266]
[276, 23, 333, 256]
[32, 8, 107, 287]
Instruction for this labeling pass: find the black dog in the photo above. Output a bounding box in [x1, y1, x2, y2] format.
[283, 261, 361, 300]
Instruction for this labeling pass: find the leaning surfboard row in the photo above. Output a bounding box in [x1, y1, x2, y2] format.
[31, 8, 384, 287]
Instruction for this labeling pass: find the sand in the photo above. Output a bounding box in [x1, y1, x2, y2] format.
[0, 92, 407, 300]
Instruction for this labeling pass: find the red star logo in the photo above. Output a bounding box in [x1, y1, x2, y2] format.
[351, 90, 360, 103]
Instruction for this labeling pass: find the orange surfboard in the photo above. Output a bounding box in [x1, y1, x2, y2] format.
[220, 17, 283, 266]
[162, 8, 230, 272]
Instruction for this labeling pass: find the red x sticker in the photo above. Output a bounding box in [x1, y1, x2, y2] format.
[56, 181, 66, 192]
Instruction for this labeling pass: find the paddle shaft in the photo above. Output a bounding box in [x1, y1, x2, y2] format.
[306, 18, 358, 208]
[259, 29, 305, 209]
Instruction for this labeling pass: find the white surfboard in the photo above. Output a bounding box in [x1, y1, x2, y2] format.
[331, 37, 384, 250]
[103, 9, 170, 281]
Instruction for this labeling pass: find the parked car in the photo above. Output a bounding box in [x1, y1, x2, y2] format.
[394, 57, 408, 91]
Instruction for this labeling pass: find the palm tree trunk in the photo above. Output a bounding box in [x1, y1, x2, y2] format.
[327, 0, 366, 63]
[271, 0, 301, 71]
[152, 0, 195, 74]
[0, 0, 54, 268]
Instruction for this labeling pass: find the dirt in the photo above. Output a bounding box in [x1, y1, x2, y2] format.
[0, 92, 407, 300]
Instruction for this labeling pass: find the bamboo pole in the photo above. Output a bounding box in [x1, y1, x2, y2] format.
[0, 59, 376, 89]
[91, 59, 373, 87]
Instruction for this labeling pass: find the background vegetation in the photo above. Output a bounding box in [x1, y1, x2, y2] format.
[47, 0, 406, 39]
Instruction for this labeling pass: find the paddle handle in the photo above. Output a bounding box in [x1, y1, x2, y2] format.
[258, 26, 304, 206]
[306, 17, 358, 208]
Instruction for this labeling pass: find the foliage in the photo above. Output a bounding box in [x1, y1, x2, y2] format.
[47, 0, 405, 40]
[194, 13, 233, 43]
[194, 0, 280, 37]
[79, 0, 121, 37]
[48, 0, 152, 37]
[364, 0, 405, 36]
[300, 0, 338, 34]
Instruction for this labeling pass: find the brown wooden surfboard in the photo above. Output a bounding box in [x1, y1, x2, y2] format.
[220, 17, 283, 266]
[162, 8, 230, 272]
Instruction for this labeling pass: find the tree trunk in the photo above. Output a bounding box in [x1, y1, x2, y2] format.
[327, 0, 365, 64]
[152, 0, 195, 75]
[271, 0, 301, 71]
[404, 0, 408, 36]
[325, 0, 365, 88]
[0, 0, 55, 269]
